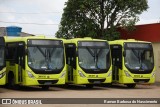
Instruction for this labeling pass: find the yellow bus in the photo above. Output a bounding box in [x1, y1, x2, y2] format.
[64, 37, 112, 88]
[5, 36, 66, 89]
[109, 39, 155, 88]
[0, 37, 6, 85]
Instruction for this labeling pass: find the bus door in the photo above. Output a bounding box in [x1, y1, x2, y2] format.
[65, 44, 76, 82]
[17, 42, 25, 83]
[110, 45, 122, 81]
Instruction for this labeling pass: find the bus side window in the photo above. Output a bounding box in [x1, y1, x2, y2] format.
[17, 42, 25, 69]
[6, 43, 17, 62]
[6, 42, 25, 69]
[72, 47, 76, 69]
[65, 44, 76, 69]
[110, 45, 122, 70]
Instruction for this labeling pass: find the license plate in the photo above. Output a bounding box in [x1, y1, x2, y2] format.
[94, 81, 101, 84]
[134, 75, 143, 78]
[39, 75, 50, 79]
[44, 82, 52, 85]
[138, 81, 145, 83]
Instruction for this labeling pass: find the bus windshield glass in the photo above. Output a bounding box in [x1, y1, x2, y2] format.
[78, 41, 110, 70]
[0, 47, 4, 66]
[27, 40, 64, 71]
[124, 43, 154, 71]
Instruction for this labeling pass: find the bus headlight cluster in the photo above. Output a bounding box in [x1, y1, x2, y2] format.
[124, 70, 131, 77]
[0, 72, 5, 79]
[60, 71, 66, 78]
[151, 72, 155, 78]
[78, 70, 86, 78]
[27, 71, 35, 78]
[107, 70, 112, 77]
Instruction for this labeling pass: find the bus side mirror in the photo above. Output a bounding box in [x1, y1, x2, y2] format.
[123, 51, 126, 57]
[150, 52, 153, 57]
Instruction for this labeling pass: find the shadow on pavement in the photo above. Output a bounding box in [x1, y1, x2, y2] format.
[0, 85, 65, 92]
[55, 84, 109, 91]
[1, 82, 158, 92]
[98, 83, 157, 90]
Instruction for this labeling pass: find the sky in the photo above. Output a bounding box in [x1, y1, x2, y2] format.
[0, 0, 160, 37]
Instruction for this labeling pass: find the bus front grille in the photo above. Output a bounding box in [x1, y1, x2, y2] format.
[38, 80, 58, 85]
[88, 79, 106, 83]
[133, 79, 150, 83]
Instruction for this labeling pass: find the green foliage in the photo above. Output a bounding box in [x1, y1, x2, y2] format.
[56, 0, 148, 40]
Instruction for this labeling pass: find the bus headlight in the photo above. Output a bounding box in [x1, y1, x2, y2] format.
[78, 70, 86, 78]
[60, 71, 66, 78]
[151, 72, 155, 78]
[27, 71, 35, 78]
[0, 72, 5, 79]
[124, 70, 131, 77]
[107, 70, 112, 77]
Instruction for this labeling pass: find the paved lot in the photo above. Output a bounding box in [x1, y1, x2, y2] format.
[0, 83, 160, 107]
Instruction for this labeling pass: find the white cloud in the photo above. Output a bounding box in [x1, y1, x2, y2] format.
[0, 5, 16, 21]
[137, 0, 160, 25]
[137, 18, 159, 25]
[35, 0, 67, 12]
[0, 0, 67, 37]
[1, 0, 160, 36]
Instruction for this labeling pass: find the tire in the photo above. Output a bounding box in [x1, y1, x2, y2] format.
[41, 86, 49, 90]
[64, 84, 69, 88]
[105, 83, 112, 87]
[8, 73, 15, 89]
[86, 84, 94, 88]
[126, 84, 136, 88]
[8, 74, 20, 90]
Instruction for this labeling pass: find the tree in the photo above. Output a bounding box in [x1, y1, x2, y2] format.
[56, 0, 148, 40]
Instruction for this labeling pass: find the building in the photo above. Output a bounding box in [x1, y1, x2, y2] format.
[118, 23, 160, 82]
[0, 27, 6, 37]
[0, 27, 34, 37]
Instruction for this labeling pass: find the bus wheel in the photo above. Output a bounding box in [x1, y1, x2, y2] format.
[126, 84, 136, 88]
[41, 86, 49, 90]
[105, 83, 112, 87]
[64, 83, 70, 88]
[86, 84, 94, 88]
[8, 73, 15, 89]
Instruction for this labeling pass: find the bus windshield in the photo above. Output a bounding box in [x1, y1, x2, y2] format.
[78, 41, 110, 70]
[124, 43, 154, 71]
[0, 47, 4, 66]
[27, 40, 64, 71]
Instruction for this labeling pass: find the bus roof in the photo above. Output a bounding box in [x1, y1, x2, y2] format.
[4, 36, 65, 43]
[109, 39, 151, 45]
[64, 37, 108, 44]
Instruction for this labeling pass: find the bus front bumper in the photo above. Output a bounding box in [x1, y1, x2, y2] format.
[22, 77, 65, 86]
[119, 75, 155, 84]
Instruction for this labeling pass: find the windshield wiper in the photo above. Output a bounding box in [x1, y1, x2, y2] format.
[86, 47, 100, 69]
[50, 48, 56, 57]
[94, 49, 100, 69]
[37, 46, 46, 57]
[37, 47, 52, 70]
[131, 49, 144, 70]
[86, 47, 94, 57]
[45, 49, 53, 70]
